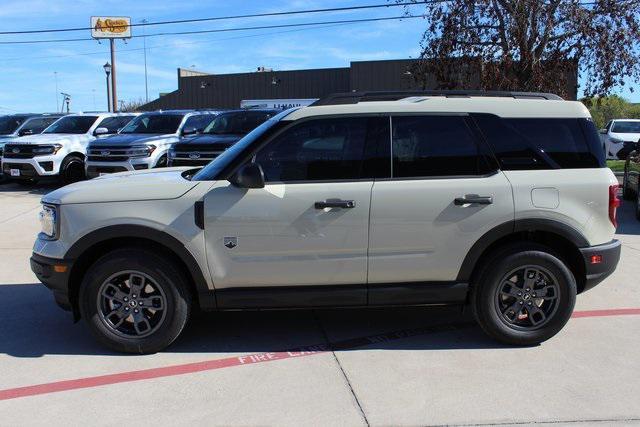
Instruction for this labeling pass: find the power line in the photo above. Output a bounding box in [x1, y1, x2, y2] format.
[0, 14, 426, 45]
[1, 20, 382, 62]
[0, 1, 432, 35]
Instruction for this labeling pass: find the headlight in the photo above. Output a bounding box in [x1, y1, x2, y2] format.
[32, 144, 62, 155]
[610, 138, 624, 144]
[168, 149, 176, 159]
[38, 204, 58, 240]
[127, 145, 156, 158]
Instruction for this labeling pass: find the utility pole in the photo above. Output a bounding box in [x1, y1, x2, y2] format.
[141, 19, 149, 103]
[110, 38, 118, 112]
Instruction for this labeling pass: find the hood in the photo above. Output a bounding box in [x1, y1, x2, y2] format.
[178, 133, 243, 147]
[6, 133, 90, 145]
[90, 133, 175, 146]
[43, 168, 200, 205]
[611, 132, 640, 143]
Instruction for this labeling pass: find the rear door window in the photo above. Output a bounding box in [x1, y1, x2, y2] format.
[391, 115, 494, 178]
[473, 115, 604, 169]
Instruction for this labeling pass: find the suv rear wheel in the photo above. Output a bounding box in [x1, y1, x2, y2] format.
[79, 248, 191, 353]
[472, 243, 576, 346]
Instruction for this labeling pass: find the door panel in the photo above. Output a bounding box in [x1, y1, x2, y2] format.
[203, 180, 373, 289]
[368, 172, 514, 283]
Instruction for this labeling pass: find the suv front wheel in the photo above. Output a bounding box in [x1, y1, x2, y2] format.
[472, 243, 577, 346]
[80, 248, 191, 353]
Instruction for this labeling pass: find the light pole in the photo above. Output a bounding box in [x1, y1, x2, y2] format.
[103, 62, 112, 112]
[141, 19, 149, 103]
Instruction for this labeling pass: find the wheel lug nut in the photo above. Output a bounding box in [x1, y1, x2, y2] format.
[132, 294, 137, 298]
[517, 292, 522, 296]
[134, 309, 139, 313]
[124, 297, 128, 302]
[519, 301, 524, 305]
[125, 307, 129, 311]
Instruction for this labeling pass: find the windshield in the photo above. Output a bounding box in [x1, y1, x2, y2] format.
[0, 116, 28, 135]
[193, 109, 294, 181]
[612, 121, 640, 134]
[43, 116, 98, 134]
[203, 111, 274, 135]
[120, 114, 184, 134]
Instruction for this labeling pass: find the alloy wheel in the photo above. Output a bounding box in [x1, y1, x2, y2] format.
[494, 265, 560, 330]
[97, 270, 167, 338]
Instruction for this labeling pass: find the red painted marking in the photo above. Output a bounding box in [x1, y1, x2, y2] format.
[572, 308, 640, 318]
[0, 308, 638, 401]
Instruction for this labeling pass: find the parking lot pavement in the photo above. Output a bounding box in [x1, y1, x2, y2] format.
[0, 181, 639, 426]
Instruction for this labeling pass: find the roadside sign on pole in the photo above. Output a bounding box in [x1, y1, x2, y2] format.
[91, 17, 132, 39]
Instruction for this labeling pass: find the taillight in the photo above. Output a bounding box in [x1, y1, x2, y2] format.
[609, 185, 621, 228]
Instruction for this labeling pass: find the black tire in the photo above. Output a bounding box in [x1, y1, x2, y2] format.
[79, 248, 192, 354]
[154, 154, 168, 168]
[472, 243, 577, 346]
[60, 154, 85, 184]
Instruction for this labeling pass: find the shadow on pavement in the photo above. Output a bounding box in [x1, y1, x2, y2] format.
[0, 181, 61, 196]
[0, 283, 509, 358]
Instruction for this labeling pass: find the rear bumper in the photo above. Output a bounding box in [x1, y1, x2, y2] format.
[579, 239, 621, 293]
[30, 253, 73, 312]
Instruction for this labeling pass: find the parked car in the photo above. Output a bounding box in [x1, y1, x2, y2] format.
[2, 113, 136, 184]
[0, 113, 66, 181]
[168, 109, 280, 167]
[31, 91, 621, 353]
[85, 110, 219, 178]
[622, 141, 640, 219]
[600, 119, 640, 160]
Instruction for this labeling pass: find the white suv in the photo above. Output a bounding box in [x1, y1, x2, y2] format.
[2, 113, 136, 183]
[600, 119, 640, 160]
[30, 91, 622, 353]
[85, 111, 219, 178]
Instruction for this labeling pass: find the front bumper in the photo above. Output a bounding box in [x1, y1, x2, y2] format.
[85, 159, 151, 178]
[579, 239, 621, 292]
[2, 156, 61, 178]
[30, 253, 73, 312]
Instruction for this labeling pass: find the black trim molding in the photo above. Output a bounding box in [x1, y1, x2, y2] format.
[65, 225, 215, 309]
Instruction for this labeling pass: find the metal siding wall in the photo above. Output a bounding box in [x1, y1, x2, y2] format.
[140, 59, 578, 110]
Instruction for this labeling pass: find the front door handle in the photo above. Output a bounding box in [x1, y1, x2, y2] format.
[315, 199, 356, 209]
[454, 194, 493, 205]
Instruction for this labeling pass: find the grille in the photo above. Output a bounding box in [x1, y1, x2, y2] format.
[3, 144, 37, 159]
[87, 145, 149, 162]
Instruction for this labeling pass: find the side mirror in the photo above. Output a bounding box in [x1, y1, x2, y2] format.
[182, 127, 198, 136]
[18, 129, 34, 136]
[94, 127, 109, 136]
[599, 128, 608, 134]
[229, 163, 265, 189]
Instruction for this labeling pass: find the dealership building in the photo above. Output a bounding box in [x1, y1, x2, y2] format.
[140, 58, 578, 111]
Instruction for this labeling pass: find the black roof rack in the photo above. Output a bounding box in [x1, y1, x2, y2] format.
[311, 90, 563, 106]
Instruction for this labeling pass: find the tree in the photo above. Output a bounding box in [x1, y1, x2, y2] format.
[582, 95, 640, 128]
[118, 98, 146, 112]
[398, 0, 640, 98]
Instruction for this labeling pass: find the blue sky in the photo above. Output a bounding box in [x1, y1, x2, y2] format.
[0, 0, 637, 113]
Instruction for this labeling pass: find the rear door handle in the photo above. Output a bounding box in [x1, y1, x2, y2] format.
[315, 199, 356, 209]
[454, 194, 493, 205]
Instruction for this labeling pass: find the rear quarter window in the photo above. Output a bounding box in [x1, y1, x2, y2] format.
[472, 115, 605, 170]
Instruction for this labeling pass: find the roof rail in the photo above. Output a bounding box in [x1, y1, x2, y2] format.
[311, 90, 563, 106]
